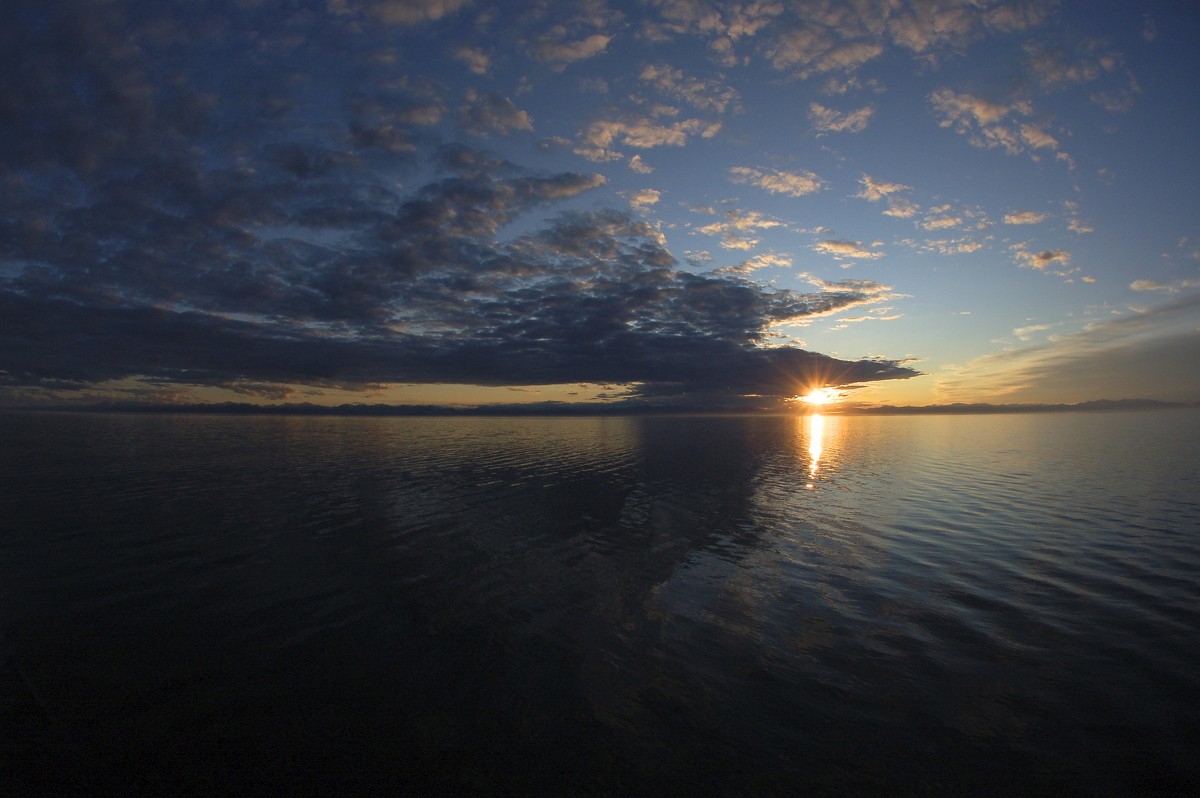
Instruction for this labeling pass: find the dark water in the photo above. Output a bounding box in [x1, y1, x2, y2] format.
[2, 410, 1198, 794]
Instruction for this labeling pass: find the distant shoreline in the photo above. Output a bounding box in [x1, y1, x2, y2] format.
[4, 398, 1197, 418]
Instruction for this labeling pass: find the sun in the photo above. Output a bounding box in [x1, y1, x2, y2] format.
[798, 387, 841, 405]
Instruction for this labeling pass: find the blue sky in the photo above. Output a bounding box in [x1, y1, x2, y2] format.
[2, 0, 1198, 409]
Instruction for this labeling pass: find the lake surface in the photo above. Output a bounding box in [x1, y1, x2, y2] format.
[3, 410, 1198, 794]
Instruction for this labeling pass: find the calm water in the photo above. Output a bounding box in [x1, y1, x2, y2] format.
[2, 410, 1198, 794]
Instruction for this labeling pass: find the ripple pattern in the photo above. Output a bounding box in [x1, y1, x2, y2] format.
[2, 410, 1198, 793]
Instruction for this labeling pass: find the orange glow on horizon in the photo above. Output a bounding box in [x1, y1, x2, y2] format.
[798, 387, 841, 406]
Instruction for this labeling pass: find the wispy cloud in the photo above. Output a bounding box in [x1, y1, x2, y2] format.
[936, 294, 1200, 403]
[902, 237, 986, 256]
[639, 63, 741, 114]
[715, 251, 793, 276]
[729, 166, 825, 197]
[452, 45, 491, 75]
[528, 33, 613, 69]
[458, 90, 533, 136]
[809, 102, 875, 134]
[930, 88, 1068, 163]
[340, 0, 474, 26]
[695, 208, 785, 250]
[813, 239, 883, 262]
[1004, 211, 1048, 225]
[576, 116, 721, 161]
[854, 174, 911, 202]
[1130, 278, 1200, 294]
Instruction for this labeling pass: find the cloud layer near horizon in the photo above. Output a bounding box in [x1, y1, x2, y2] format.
[0, 144, 914, 403]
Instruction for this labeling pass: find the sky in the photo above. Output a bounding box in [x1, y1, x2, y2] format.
[2, 0, 1199, 411]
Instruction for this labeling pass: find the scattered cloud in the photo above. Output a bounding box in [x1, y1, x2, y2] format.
[854, 174, 911, 203]
[729, 166, 825, 197]
[1013, 247, 1070, 270]
[1063, 201, 1094, 234]
[809, 102, 875, 134]
[458, 90, 533, 136]
[575, 116, 721, 161]
[715, 251, 793, 276]
[930, 88, 1067, 162]
[528, 33, 614, 69]
[902, 237, 986, 255]
[1004, 210, 1048, 225]
[920, 202, 989, 232]
[883, 198, 920, 219]
[1024, 41, 1141, 114]
[813, 240, 883, 262]
[639, 63, 741, 114]
[922, 213, 963, 231]
[337, 0, 474, 26]
[627, 188, 662, 211]
[628, 154, 654, 173]
[452, 45, 491, 75]
[695, 208, 785, 250]
[1011, 244, 1083, 280]
[1130, 278, 1200, 294]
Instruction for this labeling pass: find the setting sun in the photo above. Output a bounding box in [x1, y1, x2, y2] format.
[799, 387, 841, 405]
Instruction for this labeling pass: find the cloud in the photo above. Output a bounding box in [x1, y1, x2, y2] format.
[888, 3, 976, 54]
[930, 88, 1067, 162]
[1130, 278, 1200, 294]
[639, 63, 741, 113]
[1012, 322, 1055, 340]
[1004, 211, 1048, 225]
[528, 33, 613, 68]
[627, 188, 662, 210]
[1013, 247, 1071, 271]
[458, 91, 534, 136]
[1062, 200, 1094, 234]
[695, 209, 784, 250]
[575, 116, 721, 161]
[920, 202, 989, 232]
[640, 0, 783, 65]
[809, 102, 874, 134]
[1024, 40, 1141, 113]
[452, 45, 491, 75]
[1010, 245, 1090, 281]
[903, 237, 986, 255]
[715, 251, 792, 276]
[729, 166, 825, 197]
[812, 240, 883, 261]
[854, 174, 911, 202]
[758, 1, 1048, 79]
[765, 27, 883, 76]
[921, 213, 963, 231]
[335, 0, 474, 26]
[883, 198, 920, 219]
[628, 155, 654, 173]
[935, 294, 1200, 403]
[0, 150, 915, 405]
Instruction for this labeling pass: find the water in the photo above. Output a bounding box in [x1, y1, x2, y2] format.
[2, 410, 1198, 794]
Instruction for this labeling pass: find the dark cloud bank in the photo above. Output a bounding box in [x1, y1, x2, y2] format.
[0, 1, 916, 409]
